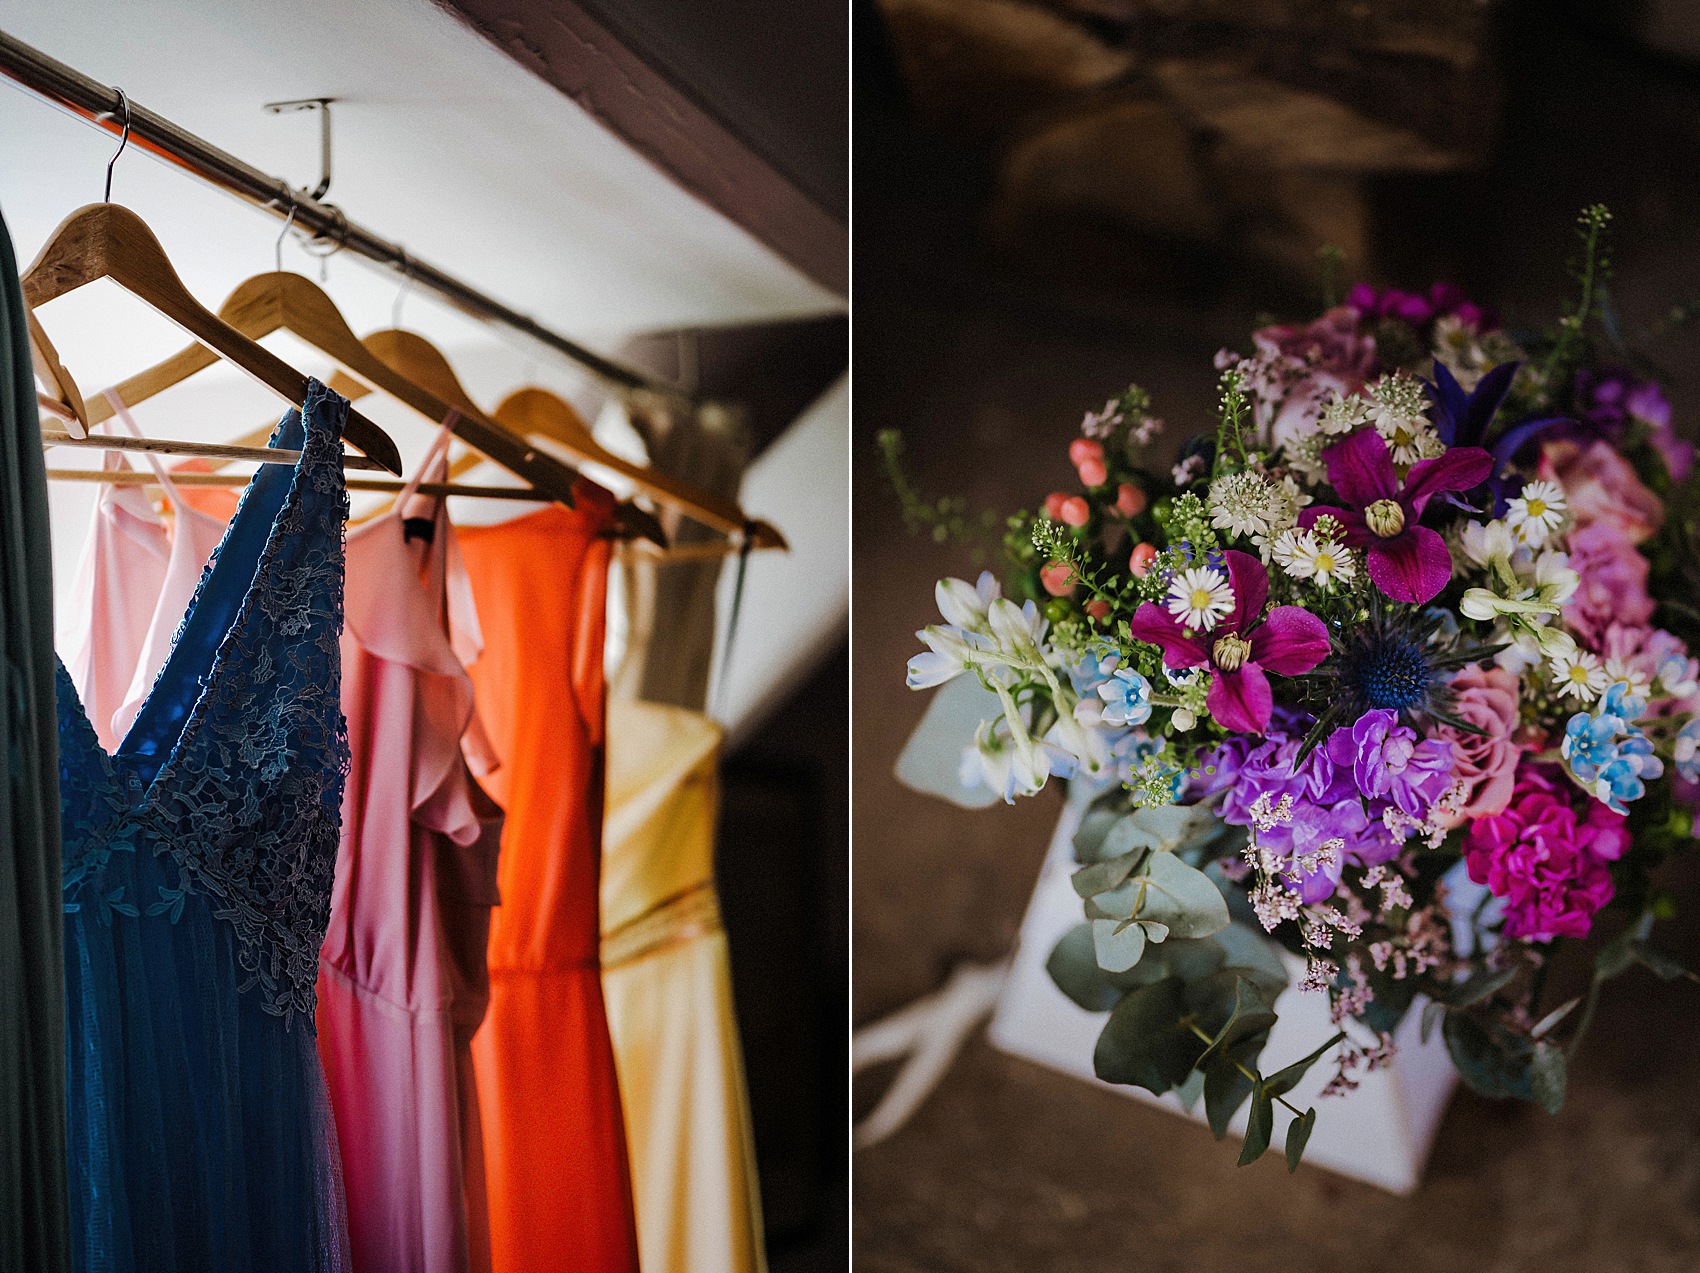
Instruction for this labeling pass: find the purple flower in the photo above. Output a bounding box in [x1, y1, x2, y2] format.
[1323, 709, 1453, 818]
[1126, 550, 1330, 735]
[1346, 282, 1496, 334]
[1299, 429, 1493, 604]
[1203, 725, 1400, 900]
[1577, 366, 1694, 483]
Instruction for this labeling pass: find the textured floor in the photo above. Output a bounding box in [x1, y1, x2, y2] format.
[853, 6, 1700, 1267]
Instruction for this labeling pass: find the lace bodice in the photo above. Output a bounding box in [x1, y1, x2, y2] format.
[57, 381, 351, 1022]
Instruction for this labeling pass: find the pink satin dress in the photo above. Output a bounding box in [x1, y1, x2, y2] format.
[57, 396, 229, 752]
[315, 429, 505, 1273]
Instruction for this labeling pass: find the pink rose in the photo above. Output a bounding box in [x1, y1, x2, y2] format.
[1564, 521, 1654, 648]
[1252, 307, 1376, 450]
[1430, 665, 1523, 830]
[1539, 439, 1664, 544]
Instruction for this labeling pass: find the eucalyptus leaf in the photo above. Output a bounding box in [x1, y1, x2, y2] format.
[1140, 920, 1170, 944]
[1194, 978, 1280, 1073]
[1138, 851, 1231, 940]
[1443, 1012, 1534, 1100]
[1092, 917, 1147, 974]
[1203, 1040, 1260, 1140]
[1071, 850, 1145, 900]
[1073, 805, 1129, 864]
[1285, 1108, 1317, 1173]
[1046, 924, 1121, 1012]
[1531, 1040, 1567, 1115]
[1212, 925, 1290, 998]
[1092, 977, 1202, 1094]
[1264, 1030, 1347, 1099]
[1237, 1085, 1273, 1166]
[1089, 877, 1142, 921]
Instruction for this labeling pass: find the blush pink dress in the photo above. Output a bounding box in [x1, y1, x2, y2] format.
[57, 394, 231, 752]
[315, 428, 505, 1273]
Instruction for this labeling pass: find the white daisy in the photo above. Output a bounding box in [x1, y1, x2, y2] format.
[1504, 480, 1568, 547]
[1603, 656, 1653, 698]
[1274, 528, 1356, 590]
[1208, 472, 1276, 540]
[1166, 566, 1235, 632]
[1550, 649, 1609, 703]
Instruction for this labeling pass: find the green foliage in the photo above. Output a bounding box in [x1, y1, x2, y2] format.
[1285, 1108, 1317, 1174]
[1538, 204, 1614, 410]
[875, 429, 998, 551]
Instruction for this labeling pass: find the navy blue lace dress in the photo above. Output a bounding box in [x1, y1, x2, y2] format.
[58, 382, 353, 1272]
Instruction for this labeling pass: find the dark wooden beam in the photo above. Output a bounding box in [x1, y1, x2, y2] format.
[434, 0, 848, 296]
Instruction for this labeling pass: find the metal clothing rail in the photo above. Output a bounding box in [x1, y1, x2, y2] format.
[0, 28, 692, 407]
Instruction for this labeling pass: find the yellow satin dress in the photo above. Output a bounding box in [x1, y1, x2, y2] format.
[601, 698, 767, 1273]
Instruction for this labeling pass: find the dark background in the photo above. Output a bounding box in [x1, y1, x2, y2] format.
[854, 1, 1700, 1268]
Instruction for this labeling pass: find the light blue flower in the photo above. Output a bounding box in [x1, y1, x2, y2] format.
[1675, 718, 1700, 784]
[1597, 680, 1648, 729]
[1066, 642, 1122, 696]
[1563, 691, 1663, 815]
[1561, 711, 1620, 782]
[1096, 668, 1153, 727]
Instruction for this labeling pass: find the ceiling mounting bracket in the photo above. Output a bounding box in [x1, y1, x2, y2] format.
[262, 96, 336, 199]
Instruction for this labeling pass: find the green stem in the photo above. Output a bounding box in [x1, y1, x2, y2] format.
[1185, 1023, 1306, 1117]
[1566, 975, 1604, 1061]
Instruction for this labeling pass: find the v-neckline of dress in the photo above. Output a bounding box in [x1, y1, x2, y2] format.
[62, 393, 323, 812]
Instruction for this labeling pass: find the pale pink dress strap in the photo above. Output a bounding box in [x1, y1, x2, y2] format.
[100, 390, 243, 746]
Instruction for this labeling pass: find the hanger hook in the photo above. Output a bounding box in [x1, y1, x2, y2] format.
[274, 203, 298, 274]
[102, 88, 131, 202]
[392, 250, 414, 329]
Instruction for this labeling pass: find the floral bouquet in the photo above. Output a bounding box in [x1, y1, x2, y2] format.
[897, 207, 1700, 1172]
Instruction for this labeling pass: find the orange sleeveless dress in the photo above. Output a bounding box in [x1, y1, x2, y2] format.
[457, 489, 640, 1273]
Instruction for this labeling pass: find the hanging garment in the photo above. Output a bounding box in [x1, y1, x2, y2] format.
[58, 398, 230, 752]
[317, 428, 503, 1273]
[58, 382, 353, 1273]
[0, 203, 71, 1273]
[459, 490, 641, 1273]
[601, 698, 767, 1273]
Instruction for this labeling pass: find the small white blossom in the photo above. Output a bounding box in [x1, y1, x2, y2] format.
[1271, 528, 1356, 589]
[1208, 471, 1277, 540]
[1166, 565, 1235, 632]
[1319, 391, 1368, 436]
[1367, 373, 1441, 466]
[1550, 649, 1609, 703]
[1504, 479, 1567, 547]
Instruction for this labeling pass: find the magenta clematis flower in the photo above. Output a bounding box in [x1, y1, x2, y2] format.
[1126, 550, 1330, 734]
[1299, 429, 1493, 605]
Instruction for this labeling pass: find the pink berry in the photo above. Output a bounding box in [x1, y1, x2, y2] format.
[1044, 492, 1070, 522]
[1084, 599, 1112, 622]
[1115, 483, 1146, 517]
[1129, 542, 1158, 576]
[1068, 438, 1104, 467]
[1040, 562, 1075, 596]
[1077, 457, 1108, 487]
[1059, 496, 1091, 528]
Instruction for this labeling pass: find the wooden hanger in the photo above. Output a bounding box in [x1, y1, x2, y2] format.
[85, 268, 602, 510]
[491, 384, 785, 550]
[325, 328, 669, 547]
[22, 204, 402, 474]
[27, 310, 88, 437]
